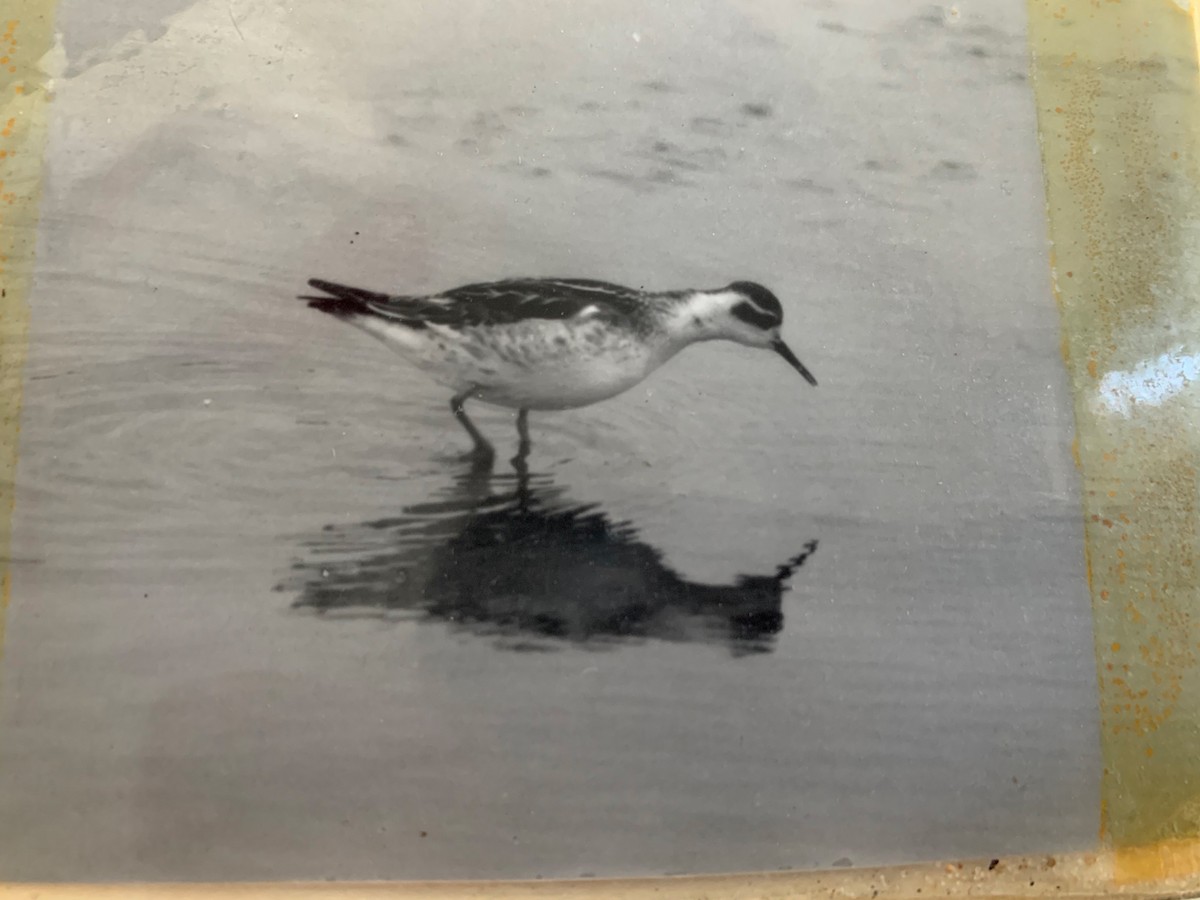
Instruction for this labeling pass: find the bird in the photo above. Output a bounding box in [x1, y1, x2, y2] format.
[300, 276, 817, 459]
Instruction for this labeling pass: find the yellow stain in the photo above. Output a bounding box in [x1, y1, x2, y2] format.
[0, 8, 58, 689]
[1029, 0, 1200, 883]
[1115, 838, 1200, 884]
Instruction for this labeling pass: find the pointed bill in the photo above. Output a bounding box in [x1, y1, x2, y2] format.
[773, 339, 818, 386]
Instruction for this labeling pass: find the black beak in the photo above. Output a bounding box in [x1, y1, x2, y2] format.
[773, 339, 817, 386]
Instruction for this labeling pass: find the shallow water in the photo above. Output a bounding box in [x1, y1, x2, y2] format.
[283, 455, 821, 656]
[0, 0, 1100, 881]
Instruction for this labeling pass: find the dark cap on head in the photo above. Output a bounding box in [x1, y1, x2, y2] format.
[727, 282, 784, 320]
[727, 281, 784, 330]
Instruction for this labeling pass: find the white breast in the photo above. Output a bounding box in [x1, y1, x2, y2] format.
[353, 316, 674, 411]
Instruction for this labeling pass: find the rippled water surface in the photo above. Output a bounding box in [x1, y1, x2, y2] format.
[0, 0, 1100, 881]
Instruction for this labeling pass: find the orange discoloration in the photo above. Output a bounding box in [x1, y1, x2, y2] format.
[1031, 0, 1200, 858]
[1116, 838, 1200, 883]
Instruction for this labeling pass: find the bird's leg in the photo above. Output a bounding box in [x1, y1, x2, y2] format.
[512, 408, 532, 506]
[464, 442, 497, 485]
[513, 408, 531, 466]
[450, 392, 495, 462]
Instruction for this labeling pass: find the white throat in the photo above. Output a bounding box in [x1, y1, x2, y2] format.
[662, 289, 741, 343]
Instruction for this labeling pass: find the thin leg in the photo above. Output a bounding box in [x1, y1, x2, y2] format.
[512, 408, 531, 503]
[451, 392, 495, 460]
[464, 442, 497, 485]
[515, 409, 531, 460]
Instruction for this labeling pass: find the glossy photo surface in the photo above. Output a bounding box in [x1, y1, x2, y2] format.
[0, 0, 1100, 881]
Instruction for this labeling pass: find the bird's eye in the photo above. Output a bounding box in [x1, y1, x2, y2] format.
[731, 301, 779, 330]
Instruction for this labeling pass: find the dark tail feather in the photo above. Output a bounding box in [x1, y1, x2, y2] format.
[300, 278, 391, 318]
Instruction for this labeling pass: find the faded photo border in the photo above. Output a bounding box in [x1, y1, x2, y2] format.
[2, 0, 1200, 896]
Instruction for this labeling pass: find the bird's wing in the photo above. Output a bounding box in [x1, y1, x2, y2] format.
[304, 277, 648, 329]
[425, 278, 647, 327]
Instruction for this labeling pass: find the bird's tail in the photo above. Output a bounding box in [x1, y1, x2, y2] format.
[300, 278, 391, 318]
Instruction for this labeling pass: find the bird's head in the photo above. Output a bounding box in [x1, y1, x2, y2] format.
[690, 281, 817, 386]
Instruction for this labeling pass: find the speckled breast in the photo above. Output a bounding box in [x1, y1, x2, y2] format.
[446, 319, 667, 410]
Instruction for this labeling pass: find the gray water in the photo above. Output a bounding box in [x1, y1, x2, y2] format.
[0, 0, 1101, 881]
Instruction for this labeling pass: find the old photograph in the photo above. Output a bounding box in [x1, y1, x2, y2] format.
[0, 0, 1100, 882]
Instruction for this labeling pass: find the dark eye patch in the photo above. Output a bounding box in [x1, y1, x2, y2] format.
[728, 281, 784, 319]
[731, 301, 780, 330]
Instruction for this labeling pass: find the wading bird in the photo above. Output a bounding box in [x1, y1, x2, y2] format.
[302, 276, 817, 459]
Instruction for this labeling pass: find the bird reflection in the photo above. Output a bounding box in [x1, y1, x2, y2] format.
[282, 453, 818, 655]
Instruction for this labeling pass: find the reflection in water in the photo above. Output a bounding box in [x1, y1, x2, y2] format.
[281, 457, 818, 655]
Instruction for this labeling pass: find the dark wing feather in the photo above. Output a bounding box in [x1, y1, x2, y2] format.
[430, 278, 647, 327]
[304, 277, 648, 330]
